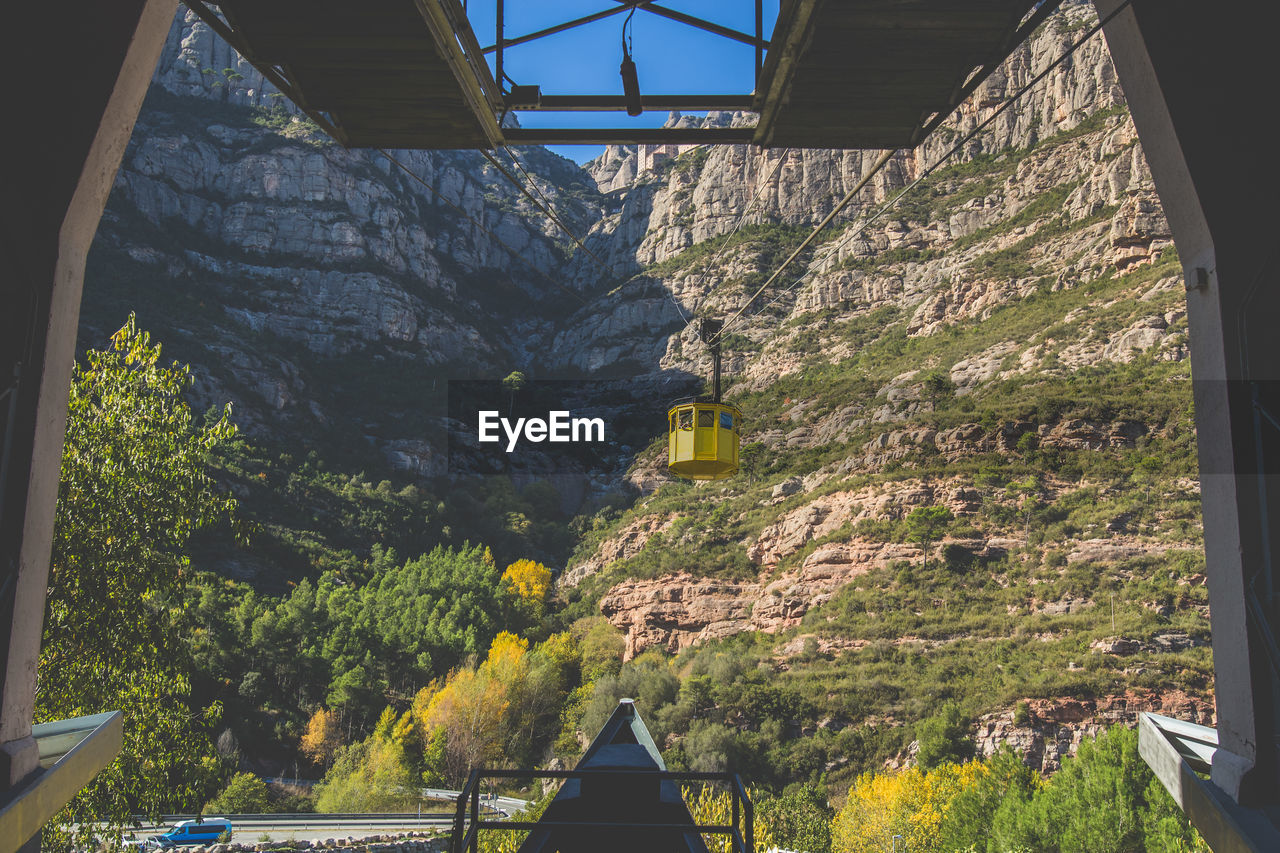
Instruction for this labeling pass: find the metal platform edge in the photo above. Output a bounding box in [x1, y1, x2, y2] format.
[0, 710, 123, 853]
[1138, 712, 1280, 853]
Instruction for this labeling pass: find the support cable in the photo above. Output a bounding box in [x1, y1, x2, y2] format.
[481, 148, 610, 272]
[376, 148, 587, 305]
[714, 148, 896, 340]
[502, 147, 575, 245]
[746, 167, 953, 324]
[684, 146, 793, 329]
[714, 0, 1135, 342]
[479, 147, 689, 324]
[488, 146, 696, 322]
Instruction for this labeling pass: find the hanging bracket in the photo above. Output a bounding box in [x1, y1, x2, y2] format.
[699, 318, 723, 403]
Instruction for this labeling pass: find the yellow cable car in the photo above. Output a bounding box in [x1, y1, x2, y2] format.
[668, 318, 741, 480]
[667, 400, 741, 480]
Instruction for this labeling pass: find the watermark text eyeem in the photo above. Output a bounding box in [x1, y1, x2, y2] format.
[478, 410, 606, 452]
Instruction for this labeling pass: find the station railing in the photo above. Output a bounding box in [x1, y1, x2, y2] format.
[452, 768, 754, 853]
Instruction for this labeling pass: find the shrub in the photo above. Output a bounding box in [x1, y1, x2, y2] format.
[990, 726, 1207, 853]
[756, 785, 833, 853]
[915, 700, 974, 770]
[205, 772, 271, 815]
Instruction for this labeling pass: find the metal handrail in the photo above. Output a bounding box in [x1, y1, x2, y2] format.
[453, 768, 753, 853]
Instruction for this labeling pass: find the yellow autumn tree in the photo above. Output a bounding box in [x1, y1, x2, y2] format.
[314, 735, 418, 813]
[685, 785, 776, 853]
[412, 632, 530, 785]
[485, 631, 532, 682]
[832, 761, 985, 853]
[313, 703, 423, 813]
[371, 706, 418, 752]
[300, 708, 344, 769]
[502, 559, 552, 604]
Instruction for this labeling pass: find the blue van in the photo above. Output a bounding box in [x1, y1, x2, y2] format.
[151, 818, 232, 847]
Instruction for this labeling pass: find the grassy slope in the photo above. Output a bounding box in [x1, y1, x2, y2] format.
[560, 105, 1210, 783]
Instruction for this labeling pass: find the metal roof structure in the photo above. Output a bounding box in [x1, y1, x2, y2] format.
[183, 0, 1057, 149]
[754, 0, 1062, 149]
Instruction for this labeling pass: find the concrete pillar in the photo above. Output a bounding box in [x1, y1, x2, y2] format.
[1097, 0, 1279, 806]
[0, 1, 176, 846]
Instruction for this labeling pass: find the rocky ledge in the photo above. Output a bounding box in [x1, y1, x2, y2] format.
[971, 690, 1215, 774]
[599, 537, 919, 659]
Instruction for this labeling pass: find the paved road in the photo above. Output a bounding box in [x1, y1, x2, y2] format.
[121, 792, 533, 847]
[406, 788, 531, 816]
[426, 791, 530, 816]
[125, 816, 453, 845]
[118, 789, 534, 846]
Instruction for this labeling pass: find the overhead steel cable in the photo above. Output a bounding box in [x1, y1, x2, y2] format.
[713, 0, 1135, 342]
[539, 140, 794, 330]
[683, 145, 794, 330]
[713, 148, 897, 340]
[480, 147, 611, 273]
[376, 148, 587, 305]
[501, 146, 599, 262]
[485, 142, 699, 326]
[483, 146, 696, 326]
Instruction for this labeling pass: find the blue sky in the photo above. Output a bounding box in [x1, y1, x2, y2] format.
[463, 1, 780, 163]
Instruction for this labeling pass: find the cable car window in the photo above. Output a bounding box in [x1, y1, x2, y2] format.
[720, 412, 734, 430]
[698, 410, 714, 428]
[679, 410, 693, 430]
[670, 412, 677, 432]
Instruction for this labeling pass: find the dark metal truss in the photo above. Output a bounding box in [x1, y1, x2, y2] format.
[482, 0, 766, 138]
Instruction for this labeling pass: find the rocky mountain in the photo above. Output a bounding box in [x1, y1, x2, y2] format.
[88, 9, 628, 485]
[89, 2, 1154, 482]
[551, 4, 1132, 373]
[80, 1, 1209, 772]
[547, 2, 1206, 768]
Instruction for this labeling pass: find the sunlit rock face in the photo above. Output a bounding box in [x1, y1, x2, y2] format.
[89, 2, 1173, 517]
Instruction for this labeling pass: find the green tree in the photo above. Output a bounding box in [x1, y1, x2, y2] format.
[502, 370, 527, 415]
[1134, 454, 1163, 528]
[756, 784, 833, 853]
[904, 505, 953, 569]
[578, 618, 625, 681]
[39, 317, 237, 850]
[205, 772, 271, 815]
[935, 748, 1036, 852]
[920, 368, 955, 406]
[1010, 476, 1041, 544]
[991, 726, 1207, 853]
[915, 700, 973, 770]
[314, 738, 418, 813]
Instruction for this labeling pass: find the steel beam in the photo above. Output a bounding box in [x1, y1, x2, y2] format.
[511, 94, 754, 111]
[607, 0, 767, 48]
[502, 127, 755, 145]
[482, 2, 652, 54]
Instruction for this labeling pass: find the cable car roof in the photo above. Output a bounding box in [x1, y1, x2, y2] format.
[183, 0, 1058, 150]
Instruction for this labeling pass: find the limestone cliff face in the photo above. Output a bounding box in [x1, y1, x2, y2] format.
[90, 4, 1174, 506]
[93, 4, 1155, 475]
[87, 3, 1209, 770]
[557, 4, 1200, 729]
[553, 2, 1142, 377]
[580, 5, 1122, 252]
[592, 474, 1197, 660]
[154, 8, 283, 109]
[88, 8, 608, 472]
